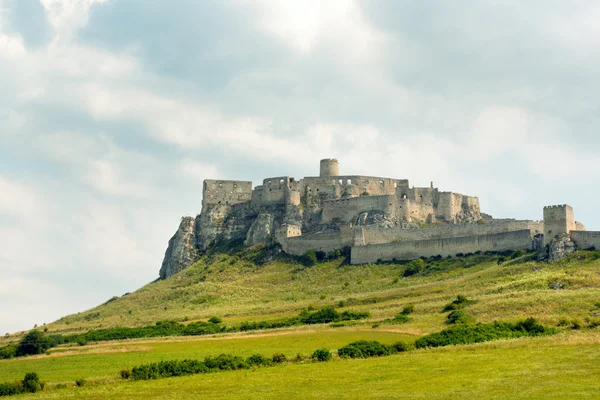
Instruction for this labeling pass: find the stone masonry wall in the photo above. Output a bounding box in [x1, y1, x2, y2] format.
[202, 180, 252, 207]
[570, 231, 600, 250]
[280, 229, 354, 255]
[322, 195, 396, 224]
[355, 220, 543, 245]
[350, 230, 534, 264]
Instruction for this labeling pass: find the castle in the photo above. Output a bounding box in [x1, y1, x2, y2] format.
[159, 159, 600, 279]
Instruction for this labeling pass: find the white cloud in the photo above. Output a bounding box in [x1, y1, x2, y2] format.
[40, 0, 107, 41]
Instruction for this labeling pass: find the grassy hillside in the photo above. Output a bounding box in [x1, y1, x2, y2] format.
[1, 249, 599, 399]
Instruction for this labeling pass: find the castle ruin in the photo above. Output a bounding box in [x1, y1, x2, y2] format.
[159, 159, 599, 278]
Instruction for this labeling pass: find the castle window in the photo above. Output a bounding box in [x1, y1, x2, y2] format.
[339, 179, 343, 185]
[347, 179, 351, 185]
[402, 194, 407, 199]
[219, 183, 223, 187]
[394, 183, 397, 188]
[268, 180, 272, 185]
[234, 184, 237, 188]
[380, 180, 384, 185]
[280, 179, 284, 184]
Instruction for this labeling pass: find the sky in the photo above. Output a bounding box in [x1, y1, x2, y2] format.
[1, 0, 600, 334]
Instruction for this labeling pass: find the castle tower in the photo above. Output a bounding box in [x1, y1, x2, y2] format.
[543, 204, 576, 245]
[320, 158, 339, 177]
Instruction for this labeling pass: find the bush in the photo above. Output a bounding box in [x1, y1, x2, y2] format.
[401, 304, 415, 315]
[208, 316, 222, 324]
[403, 259, 425, 277]
[16, 331, 54, 356]
[0, 344, 17, 360]
[511, 250, 526, 259]
[246, 354, 273, 367]
[272, 353, 287, 364]
[0, 372, 44, 396]
[415, 318, 556, 348]
[22, 373, 42, 393]
[338, 341, 394, 359]
[120, 369, 131, 379]
[75, 379, 86, 387]
[302, 249, 318, 267]
[442, 295, 476, 312]
[311, 348, 332, 362]
[391, 341, 411, 352]
[446, 310, 471, 325]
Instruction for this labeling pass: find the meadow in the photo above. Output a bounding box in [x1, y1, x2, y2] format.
[1, 250, 599, 398]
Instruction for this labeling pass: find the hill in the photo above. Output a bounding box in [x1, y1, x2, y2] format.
[1, 248, 599, 399]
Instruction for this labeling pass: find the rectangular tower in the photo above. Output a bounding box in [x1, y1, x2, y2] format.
[543, 204, 575, 245]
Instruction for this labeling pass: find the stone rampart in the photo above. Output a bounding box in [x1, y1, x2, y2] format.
[281, 229, 353, 255]
[350, 230, 534, 264]
[322, 195, 396, 224]
[202, 180, 253, 207]
[570, 231, 600, 250]
[355, 220, 543, 245]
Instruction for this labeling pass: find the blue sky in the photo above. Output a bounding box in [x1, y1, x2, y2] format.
[1, 0, 600, 334]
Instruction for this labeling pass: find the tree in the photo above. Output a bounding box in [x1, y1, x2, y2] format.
[16, 331, 52, 356]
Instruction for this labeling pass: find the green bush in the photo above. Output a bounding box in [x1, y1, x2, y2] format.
[0, 344, 17, 360]
[208, 316, 222, 324]
[246, 354, 273, 367]
[302, 249, 318, 267]
[16, 331, 55, 357]
[415, 318, 557, 348]
[272, 353, 287, 364]
[0, 372, 44, 396]
[401, 304, 415, 315]
[120, 369, 131, 379]
[446, 310, 471, 324]
[403, 259, 425, 277]
[311, 348, 332, 362]
[75, 379, 86, 387]
[338, 341, 395, 359]
[511, 250, 526, 259]
[442, 295, 476, 312]
[391, 341, 411, 352]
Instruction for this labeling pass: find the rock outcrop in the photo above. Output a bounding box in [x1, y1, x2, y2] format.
[159, 217, 200, 279]
[538, 233, 576, 262]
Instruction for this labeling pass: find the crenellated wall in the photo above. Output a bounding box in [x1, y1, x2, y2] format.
[543, 205, 576, 245]
[351, 230, 534, 264]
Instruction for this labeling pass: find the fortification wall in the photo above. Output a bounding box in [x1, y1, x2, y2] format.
[280, 229, 354, 255]
[300, 176, 409, 201]
[262, 177, 291, 205]
[355, 220, 543, 246]
[570, 231, 600, 250]
[351, 230, 534, 264]
[202, 180, 253, 207]
[322, 195, 396, 223]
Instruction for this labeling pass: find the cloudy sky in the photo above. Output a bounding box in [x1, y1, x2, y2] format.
[1, 0, 599, 334]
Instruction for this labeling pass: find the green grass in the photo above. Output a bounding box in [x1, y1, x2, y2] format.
[8, 332, 600, 399]
[1, 250, 600, 398]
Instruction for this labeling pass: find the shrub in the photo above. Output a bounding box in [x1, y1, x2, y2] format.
[415, 318, 556, 349]
[0, 382, 23, 396]
[403, 259, 425, 277]
[311, 348, 332, 362]
[442, 295, 476, 312]
[391, 313, 410, 323]
[208, 316, 222, 324]
[401, 304, 415, 315]
[446, 310, 471, 325]
[272, 353, 287, 364]
[204, 354, 248, 371]
[511, 250, 526, 259]
[315, 251, 327, 261]
[302, 250, 318, 267]
[0, 344, 17, 360]
[120, 369, 131, 379]
[246, 354, 273, 367]
[22, 372, 42, 393]
[300, 307, 338, 324]
[338, 341, 394, 359]
[391, 341, 411, 352]
[16, 331, 55, 356]
[75, 379, 86, 387]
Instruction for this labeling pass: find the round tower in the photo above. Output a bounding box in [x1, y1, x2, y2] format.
[319, 158, 339, 177]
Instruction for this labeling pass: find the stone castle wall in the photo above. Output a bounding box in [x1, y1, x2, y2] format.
[543, 205, 576, 245]
[202, 180, 253, 207]
[281, 228, 354, 255]
[350, 230, 534, 264]
[322, 195, 397, 224]
[570, 231, 600, 250]
[355, 220, 543, 246]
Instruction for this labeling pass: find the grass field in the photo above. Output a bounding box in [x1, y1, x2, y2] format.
[1, 250, 600, 398]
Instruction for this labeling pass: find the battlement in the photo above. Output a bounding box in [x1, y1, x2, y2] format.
[543, 204, 575, 245]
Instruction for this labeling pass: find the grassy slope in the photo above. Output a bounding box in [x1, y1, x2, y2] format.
[1, 250, 600, 398]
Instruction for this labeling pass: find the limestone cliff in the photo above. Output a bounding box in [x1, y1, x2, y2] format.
[159, 217, 200, 279]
